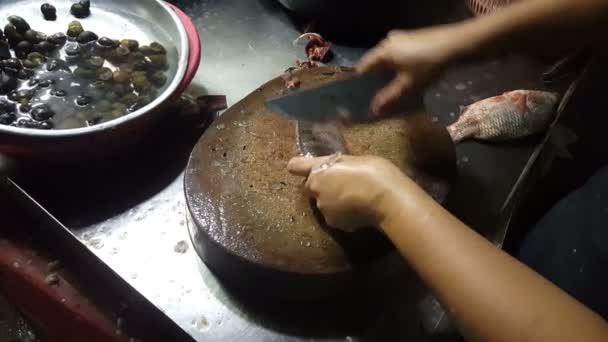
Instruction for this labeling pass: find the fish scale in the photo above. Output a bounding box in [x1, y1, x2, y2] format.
[448, 90, 559, 143]
[296, 121, 349, 156]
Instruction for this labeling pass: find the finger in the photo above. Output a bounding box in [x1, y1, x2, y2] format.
[304, 172, 321, 196]
[356, 46, 390, 74]
[287, 156, 329, 177]
[371, 73, 414, 116]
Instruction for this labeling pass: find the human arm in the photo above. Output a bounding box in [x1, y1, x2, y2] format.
[288, 155, 608, 342]
[358, 0, 608, 115]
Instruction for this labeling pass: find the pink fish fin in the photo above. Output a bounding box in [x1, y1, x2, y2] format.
[515, 93, 528, 113]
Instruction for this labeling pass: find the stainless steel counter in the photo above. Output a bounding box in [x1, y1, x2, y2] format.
[9, 0, 563, 341]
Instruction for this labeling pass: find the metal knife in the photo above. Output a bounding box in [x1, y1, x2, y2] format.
[265, 70, 421, 123]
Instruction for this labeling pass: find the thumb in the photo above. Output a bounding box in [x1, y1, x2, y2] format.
[287, 156, 329, 177]
[371, 73, 413, 116]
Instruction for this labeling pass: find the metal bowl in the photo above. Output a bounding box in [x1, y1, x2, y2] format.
[0, 0, 200, 159]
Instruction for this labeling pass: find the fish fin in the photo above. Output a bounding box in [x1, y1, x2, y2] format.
[555, 148, 573, 160]
[514, 93, 528, 113]
[547, 124, 578, 161]
[551, 124, 579, 146]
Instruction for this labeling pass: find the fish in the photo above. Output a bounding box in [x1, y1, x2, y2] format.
[296, 121, 349, 156]
[447, 90, 559, 143]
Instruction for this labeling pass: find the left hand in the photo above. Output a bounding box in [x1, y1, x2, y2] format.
[287, 154, 414, 232]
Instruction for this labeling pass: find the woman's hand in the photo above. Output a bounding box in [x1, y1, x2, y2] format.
[357, 25, 467, 116]
[287, 154, 415, 231]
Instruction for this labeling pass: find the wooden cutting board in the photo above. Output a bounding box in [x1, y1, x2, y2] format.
[184, 66, 456, 278]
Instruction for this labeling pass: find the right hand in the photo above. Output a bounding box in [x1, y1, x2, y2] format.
[357, 26, 465, 115]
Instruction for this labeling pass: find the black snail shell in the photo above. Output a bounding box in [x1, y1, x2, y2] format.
[3, 58, 22, 70]
[0, 112, 16, 125]
[31, 104, 55, 121]
[70, 3, 90, 19]
[16, 69, 34, 80]
[0, 73, 17, 95]
[96, 67, 113, 81]
[47, 32, 67, 45]
[83, 56, 104, 69]
[24, 30, 47, 44]
[0, 41, 10, 60]
[4, 24, 22, 44]
[15, 41, 33, 58]
[76, 95, 92, 106]
[50, 89, 67, 97]
[97, 37, 115, 47]
[8, 16, 30, 33]
[77, 31, 98, 44]
[41, 3, 57, 21]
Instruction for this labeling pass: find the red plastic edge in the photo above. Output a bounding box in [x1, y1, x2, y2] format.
[166, 2, 201, 96]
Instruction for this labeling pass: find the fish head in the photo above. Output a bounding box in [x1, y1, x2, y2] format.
[527, 91, 560, 111]
[502, 90, 560, 112]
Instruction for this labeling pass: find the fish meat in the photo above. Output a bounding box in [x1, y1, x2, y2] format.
[447, 90, 559, 143]
[293, 32, 333, 63]
[296, 121, 348, 156]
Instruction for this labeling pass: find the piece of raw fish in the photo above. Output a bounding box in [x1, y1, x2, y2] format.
[447, 90, 559, 143]
[296, 121, 348, 156]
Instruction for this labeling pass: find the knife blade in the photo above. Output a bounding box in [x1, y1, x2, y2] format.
[266, 70, 411, 123]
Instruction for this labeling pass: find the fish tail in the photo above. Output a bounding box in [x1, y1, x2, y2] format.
[447, 119, 479, 143]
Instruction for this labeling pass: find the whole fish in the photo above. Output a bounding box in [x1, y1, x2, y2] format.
[447, 90, 559, 143]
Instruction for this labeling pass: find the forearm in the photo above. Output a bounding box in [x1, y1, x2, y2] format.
[448, 0, 608, 62]
[380, 180, 608, 342]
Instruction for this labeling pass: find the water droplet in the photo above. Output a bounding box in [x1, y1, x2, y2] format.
[193, 316, 210, 332]
[174, 240, 189, 254]
[461, 156, 469, 163]
[454, 83, 467, 91]
[89, 239, 104, 250]
[572, 248, 577, 254]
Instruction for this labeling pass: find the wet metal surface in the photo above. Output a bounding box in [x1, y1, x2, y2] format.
[7, 0, 559, 341]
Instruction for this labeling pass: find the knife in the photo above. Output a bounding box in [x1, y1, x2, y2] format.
[266, 70, 421, 123]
